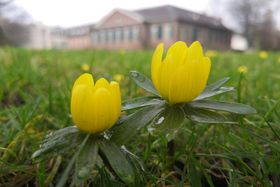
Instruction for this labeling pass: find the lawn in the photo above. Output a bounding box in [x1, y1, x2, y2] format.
[0, 47, 279, 186]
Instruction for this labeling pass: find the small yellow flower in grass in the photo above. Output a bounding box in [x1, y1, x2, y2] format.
[71, 73, 121, 133]
[113, 74, 124, 83]
[277, 57, 280, 64]
[205, 50, 217, 58]
[81, 64, 90, 71]
[119, 49, 126, 55]
[238, 65, 248, 74]
[151, 41, 211, 104]
[259, 51, 268, 59]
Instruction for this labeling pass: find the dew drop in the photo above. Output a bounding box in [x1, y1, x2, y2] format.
[155, 117, 165, 125]
[130, 71, 139, 78]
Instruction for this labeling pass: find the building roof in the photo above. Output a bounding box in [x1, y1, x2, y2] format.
[64, 5, 231, 33]
[135, 5, 230, 31]
[64, 24, 95, 37]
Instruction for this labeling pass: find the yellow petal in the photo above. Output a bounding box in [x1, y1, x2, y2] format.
[189, 41, 203, 60]
[195, 57, 211, 96]
[94, 78, 110, 91]
[108, 81, 121, 123]
[157, 56, 172, 100]
[168, 65, 188, 103]
[92, 88, 114, 132]
[166, 41, 188, 67]
[168, 57, 196, 103]
[73, 73, 94, 91]
[71, 85, 95, 132]
[151, 43, 164, 91]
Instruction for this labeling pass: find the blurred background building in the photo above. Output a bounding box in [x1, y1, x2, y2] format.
[90, 5, 232, 50]
[1, 0, 280, 51]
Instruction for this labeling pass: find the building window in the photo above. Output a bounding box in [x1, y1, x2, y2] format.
[157, 25, 162, 40]
[164, 24, 173, 39]
[92, 32, 98, 44]
[120, 28, 124, 42]
[129, 27, 133, 41]
[150, 24, 162, 40]
[192, 26, 199, 41]
[112, 29, 116, 43]
[100, 31, 105, 43]
[123, 27, 129, 42]
[115, 28, 121, 43]
[133, 27, 139, 40]
[108, 29, 113, 43]
[105, 30, 108, 43]
[179, 27, 187, 41]
[97, 31, 101, 43]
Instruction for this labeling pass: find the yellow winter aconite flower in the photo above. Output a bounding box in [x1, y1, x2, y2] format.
[113, 74, 124, 83]
[259, 51, 268, 59]
[238, 65, 248, 74]
[119, 49, 126, 55]
[151, 41, 211, 104]
[205, 50, 217, 58]
[277, 57, 280, 64]
[81, 64, 90, 71]
[71, 73, 121, 133]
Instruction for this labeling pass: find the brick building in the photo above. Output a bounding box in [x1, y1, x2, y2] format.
[65, 24, 94, 49]
[64, 5, 232, 50]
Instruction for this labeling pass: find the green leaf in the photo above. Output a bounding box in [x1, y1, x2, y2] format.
[205, 77, 230, 91]
[56, 134, 90, 187]
[195, 77, 234, 100]
[184, 106, 237, 124]
[111, 104, 165, 145]
[188, 157, 202, 187]
[130, 71, 160, 96]
[121, 146, 145, 173]
[195, 86, 234, 100]
[121, 146, 146, 184]
[99, 140, 135, 184]
[122, 96, 163, 111]
[32, 126, 83, 159]
[189, 100, 257, 115]
[153, 106, 185, 132]
[74, 136, 99, 185]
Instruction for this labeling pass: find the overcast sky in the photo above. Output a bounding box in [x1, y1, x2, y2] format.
[12, 0, 280, 30]
[13, 0, 214, 26]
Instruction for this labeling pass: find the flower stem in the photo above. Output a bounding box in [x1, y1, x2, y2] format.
[237, 72, 244, 125]
[237, 72, 243, 103]
[167, 139, 175, 169]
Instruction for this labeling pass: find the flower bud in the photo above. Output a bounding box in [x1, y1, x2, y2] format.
[71, 73, 121, 133]
[151, 41, 211, 104]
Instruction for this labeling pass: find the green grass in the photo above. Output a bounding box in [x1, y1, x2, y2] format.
[0, 47, 279, 186]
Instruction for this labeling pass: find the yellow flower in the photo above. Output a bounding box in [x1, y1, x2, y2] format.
[119, 49, 126, 55]
[259, 51, 268, 59]
[71, 73, 121, 133]
[113, 74, 124, 83]
[205, 50, 217, 58]
[81, 64, 90, 71]
[238, 65, 248, 74]
[277, 57, 280, 64]
[151, 41, 211, 104]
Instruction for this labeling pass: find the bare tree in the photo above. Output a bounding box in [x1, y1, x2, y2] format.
[227, 0, 273, 48]
[257, 9, 280, 50]
[0, 0, 33, 46]
[0, 0, 13, 44]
